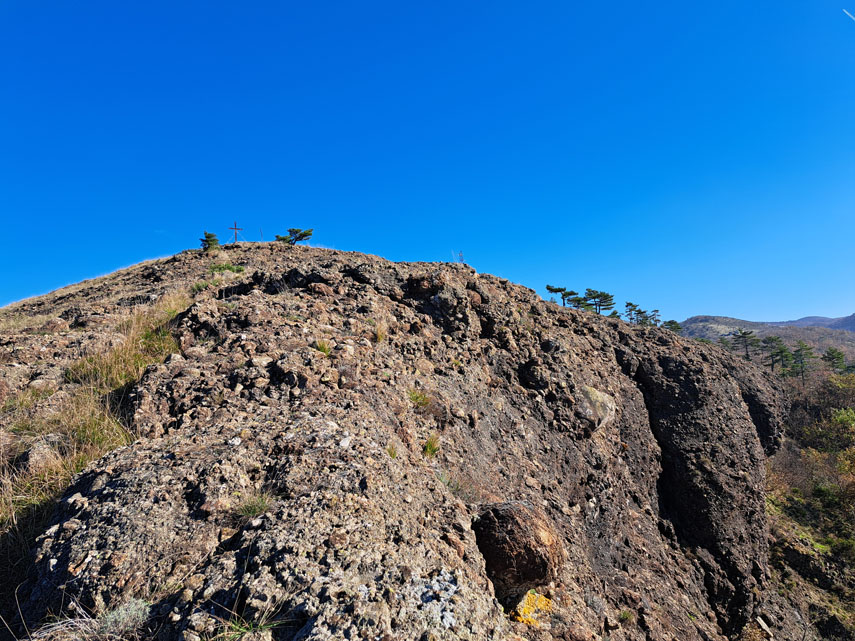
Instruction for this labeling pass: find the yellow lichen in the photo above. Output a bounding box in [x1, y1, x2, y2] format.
[510, 590, 552, 626]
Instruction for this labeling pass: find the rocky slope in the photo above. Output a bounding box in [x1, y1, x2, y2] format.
[0, 244, 821, 640]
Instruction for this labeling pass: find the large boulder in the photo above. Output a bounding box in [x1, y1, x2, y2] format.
[472, 502, 564, 606]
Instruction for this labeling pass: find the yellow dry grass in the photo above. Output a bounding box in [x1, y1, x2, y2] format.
[0, 292, 191, 619]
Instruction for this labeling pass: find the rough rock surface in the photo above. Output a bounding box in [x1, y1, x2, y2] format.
[0, 244, 804, 640]
[472, 502, 564, 606]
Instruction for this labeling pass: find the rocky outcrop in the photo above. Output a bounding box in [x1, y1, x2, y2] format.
[1, 244, 796, 640]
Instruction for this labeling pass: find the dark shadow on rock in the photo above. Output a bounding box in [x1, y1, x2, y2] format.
[471, 501, 563, 608]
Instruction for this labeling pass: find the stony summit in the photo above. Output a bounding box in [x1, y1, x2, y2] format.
[0, 243, 840, 640]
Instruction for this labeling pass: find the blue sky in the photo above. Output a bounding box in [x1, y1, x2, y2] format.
[1, 1, 853, 321]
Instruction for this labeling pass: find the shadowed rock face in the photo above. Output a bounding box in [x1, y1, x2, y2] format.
[1, 245, 793, 640]
[472, 502, 564, 607]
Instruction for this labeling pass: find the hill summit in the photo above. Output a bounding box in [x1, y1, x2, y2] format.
[0, 244, 821, 640]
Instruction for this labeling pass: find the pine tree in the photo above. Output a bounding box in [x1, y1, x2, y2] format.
[791, 340, 816, 384]
[561, 290, 579, 307]
[275, 228, 314, 245]
[569, 294, 593, 311]
[775, 344, 794, 375]
[821, 347, 846, 373]
[624, 302, 640, 324]
[623, 302, 660, 326]
[643, 309, 661, 327]
[607, 310, 621, 319]
[599, 292, 616, 314]
[200, 231, 220, 252]
[546, 285, 567, 306]
[584, 289, 615, 314]
[760, 336, 786, 372]
[731, 328, 761, 361]
[662, 320, 682, 334]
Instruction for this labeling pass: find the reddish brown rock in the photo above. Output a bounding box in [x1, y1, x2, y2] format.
[308, 282, 334, 297]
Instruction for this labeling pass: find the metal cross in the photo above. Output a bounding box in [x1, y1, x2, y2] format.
[228, 221, 243, 244]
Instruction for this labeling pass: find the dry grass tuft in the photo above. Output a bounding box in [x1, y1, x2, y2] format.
[1, 387, 56, 414]
[314, 340, 332, 357]
[203, 602, 295, 641]
[0, 293, 190, 629]
[28, 597, 149, 640]
[373, 322, 387, 343]
[0, 312, 56, 335]
[64, 293, 186, 390]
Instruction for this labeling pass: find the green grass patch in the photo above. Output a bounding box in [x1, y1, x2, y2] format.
[422, 433, 440, 458]
[235, 492, 273, 519]
[208, 262, 245, 275]
[408, 389, 431, 409]
[314, 340, 332, 356]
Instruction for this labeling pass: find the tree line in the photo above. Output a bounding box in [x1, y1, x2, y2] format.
[717, 328, 853, 382]
[545, 285, 682, 333]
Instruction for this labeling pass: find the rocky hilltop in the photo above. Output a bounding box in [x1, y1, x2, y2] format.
[0, 244, 811, 640]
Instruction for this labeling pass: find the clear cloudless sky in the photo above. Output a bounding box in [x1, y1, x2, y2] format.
[0, 1, 853, 321]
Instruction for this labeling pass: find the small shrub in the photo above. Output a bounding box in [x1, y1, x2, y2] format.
[235, 492, 273, 519]
[737, 626, 766, 641]
[408, 389, 431, 409]
[422, 433, 440, 458]
[314, 340, 332, 356]
[386, 444, 397, 459]
[795, 407, 855, 451]
[618, 609, 635, 624]
[812, 481, 843, 509]
[209, 262, 245, 274]
[830, 536, 855, 561]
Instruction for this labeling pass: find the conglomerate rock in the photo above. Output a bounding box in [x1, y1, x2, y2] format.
[0, 244, 800, 640]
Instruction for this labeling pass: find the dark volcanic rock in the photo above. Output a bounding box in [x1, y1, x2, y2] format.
[472, 502, 564, 606]
[0, 244, 801, 641]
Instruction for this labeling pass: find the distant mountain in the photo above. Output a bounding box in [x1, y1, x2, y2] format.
[681, 314, 855, 360]
[768, 313, 855, 332]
